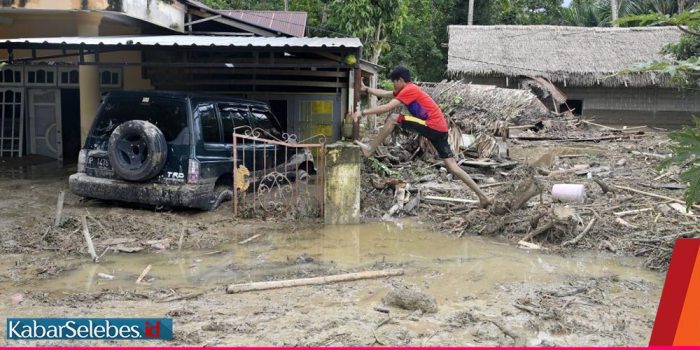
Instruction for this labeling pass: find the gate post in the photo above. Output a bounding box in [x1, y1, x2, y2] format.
[324, 142, 361, 225]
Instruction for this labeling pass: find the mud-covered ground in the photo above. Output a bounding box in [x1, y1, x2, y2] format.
[0, 156, 663, 346]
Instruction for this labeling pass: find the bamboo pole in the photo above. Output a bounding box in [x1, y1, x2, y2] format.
[226, 269, 404, 294]
[613, 185, 700, 210]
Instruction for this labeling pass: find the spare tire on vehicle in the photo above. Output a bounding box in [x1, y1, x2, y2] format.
[108, 120, 167, 182]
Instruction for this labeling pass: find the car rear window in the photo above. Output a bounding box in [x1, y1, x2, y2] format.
[92, 94, 188, 142]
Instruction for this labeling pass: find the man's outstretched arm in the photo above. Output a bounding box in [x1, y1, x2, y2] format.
[352, 99, 403, 120]
[362, 82, 394, 99]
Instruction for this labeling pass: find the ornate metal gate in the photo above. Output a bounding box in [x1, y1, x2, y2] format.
[232, 130, 325, 219]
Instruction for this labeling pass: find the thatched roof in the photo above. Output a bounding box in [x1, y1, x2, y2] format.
[447, 25, 682, 87]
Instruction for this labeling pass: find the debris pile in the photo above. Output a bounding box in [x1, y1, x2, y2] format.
[360, 82, 696, 271]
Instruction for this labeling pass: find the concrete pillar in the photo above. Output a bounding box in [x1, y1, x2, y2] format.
[77, 15, 102, 144]
[324, 143, 361, 225]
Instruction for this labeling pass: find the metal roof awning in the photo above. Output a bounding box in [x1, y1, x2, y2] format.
[0, 35, 362, 50]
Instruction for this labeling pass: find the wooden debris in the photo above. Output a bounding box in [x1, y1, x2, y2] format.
[101, 238, 137, 246]
[502, 176, 542, 214]
[97, 272, 115, 280]
[226, 269, 405, 294]
[614, 208, 653, 217]
[157, 291, 205, 303]
[424, 196, 478, 205]
[114, 245, 144, 253]
[593, 179, 614, 194]
[517, 240, 544, 250]
[238, 233, 263, 245]
[178, 229, 185, 252]
[642, 183, 687, 190]
[136, 264, 152, 284]
[668, 203, 695, 216]
[521, 221, 556, 242]
[81, 215, 99, 263]
[54, 191, 65, 228]
[615, 217, 638, 228]
[631, 151, 668, 159]
[562, 217, 597, 247]
[460, 160, 519, 169]
[613, 185, 700, 210]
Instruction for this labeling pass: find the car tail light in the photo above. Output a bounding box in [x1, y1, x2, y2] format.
[187, 159, 200, 184]
[77, 150, 87, 173]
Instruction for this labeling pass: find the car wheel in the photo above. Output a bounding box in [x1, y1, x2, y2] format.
[108, 120, 167, 182]
[207, 185, 233, 211]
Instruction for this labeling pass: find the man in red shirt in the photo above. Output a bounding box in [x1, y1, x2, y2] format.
[352, 66, 493, 208]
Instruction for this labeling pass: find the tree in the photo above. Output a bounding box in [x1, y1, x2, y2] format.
[324, 0, 408, 64]
[490, 0, 564, 25]
[381, 0, 449, 81]
[618, 5, 700, 208]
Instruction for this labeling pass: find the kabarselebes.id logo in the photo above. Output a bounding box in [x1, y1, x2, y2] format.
[6, 318, 173, 340]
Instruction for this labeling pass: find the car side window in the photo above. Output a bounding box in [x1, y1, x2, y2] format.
[249, 109, 282, 139]
[218, 103, 250, 144]
[198, 104, 221, 143]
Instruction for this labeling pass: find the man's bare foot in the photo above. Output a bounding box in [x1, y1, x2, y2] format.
[354, 140, 372, 157]
[479, 197, 494, 209]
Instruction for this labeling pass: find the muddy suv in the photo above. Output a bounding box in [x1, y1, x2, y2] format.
[69, 91, 313, 210]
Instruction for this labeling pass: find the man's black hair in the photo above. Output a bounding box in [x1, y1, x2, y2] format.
[389, 66, 412, 82]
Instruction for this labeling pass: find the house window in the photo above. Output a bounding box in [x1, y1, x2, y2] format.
[0, 66, 23, 86]
[561, 99, 583, 116]
[26, 67, 56, 86]
[59, 68, 80, 87]
[100, 68, 122, 88]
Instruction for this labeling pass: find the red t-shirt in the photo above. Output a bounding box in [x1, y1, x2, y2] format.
[394, 83, 448, 132]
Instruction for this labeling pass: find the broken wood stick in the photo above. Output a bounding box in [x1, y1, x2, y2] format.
[613, 185, 700, 210]
[631, 151, 668, 160]
[81, 215, 99, 263]
[423, 196, 478, 205]
[177, 229, 185, 252]
[593, 178, 613, 194]
[238, 233, 263, 245]
[54, 191, 65, 228]
[614, 208, 653, 217]
[520, 221, 556, 243]
[157, 291, 205, 303]
[136, 264, 152, 284]
[226, 269, 405, 294]
[615, 217, 638, 229]
[562, 217, 597, 247]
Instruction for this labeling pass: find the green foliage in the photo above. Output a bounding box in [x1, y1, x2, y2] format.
[660, 117, 700, 209]
[491, 0, 564, 25]
[379, 0, 447, 81]
[560, 0, 607, 26]
[365, 157, 400, 177]
[664, 32, 700, 59]
[325, 0, 408, 63]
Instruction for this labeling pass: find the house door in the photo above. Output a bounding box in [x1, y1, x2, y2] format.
[28, 89, 62, 161]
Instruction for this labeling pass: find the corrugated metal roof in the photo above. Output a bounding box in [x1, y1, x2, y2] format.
[183, 0, 307, 37]
[0, 35, 362, 49]
[221, 11, 307, 38]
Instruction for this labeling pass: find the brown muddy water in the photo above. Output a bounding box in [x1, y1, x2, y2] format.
[0, 221, 663, 346]
[2, 221, 661, 296]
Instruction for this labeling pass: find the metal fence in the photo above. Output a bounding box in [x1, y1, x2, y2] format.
[232, 129, 325, 219]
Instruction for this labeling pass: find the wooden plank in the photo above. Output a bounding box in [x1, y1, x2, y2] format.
[155, 79, 346, 88]
[226, 269, 404, 294]
[148, 68, 348, 78]
[423, 195, 479, 204]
